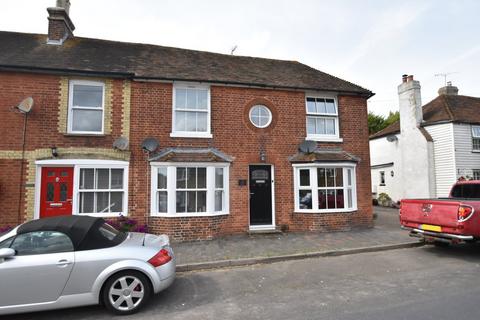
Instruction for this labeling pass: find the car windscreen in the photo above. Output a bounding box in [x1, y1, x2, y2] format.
[451, 184, 480, 199]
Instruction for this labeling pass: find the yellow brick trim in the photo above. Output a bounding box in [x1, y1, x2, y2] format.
[0, 150, 24, 159]
[121, 80, 131, 139]
[104, 79, 113, 135]
[58, 77, 69, 134]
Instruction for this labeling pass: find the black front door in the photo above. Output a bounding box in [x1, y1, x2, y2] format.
[249, 165, 273, 226]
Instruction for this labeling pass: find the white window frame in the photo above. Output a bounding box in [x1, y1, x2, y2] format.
[34, 159, 129, 219]
[150, 162, 229, 217]
[472, 125, 480, 151]
[305, 94, 342, 142]
[249, 105, 272, 128]
[170, 83, 212, 138]
[293, 162, 357, 213]
[67, 79, 105, 135]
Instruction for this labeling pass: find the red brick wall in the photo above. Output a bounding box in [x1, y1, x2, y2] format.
[0, 71, 372, 240]
[129, 83, 373, 241]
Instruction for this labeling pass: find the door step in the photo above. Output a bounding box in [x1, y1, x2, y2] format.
[248, 227, 282, 235]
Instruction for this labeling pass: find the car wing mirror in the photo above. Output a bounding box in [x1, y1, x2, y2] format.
[0, 248, 16, 260]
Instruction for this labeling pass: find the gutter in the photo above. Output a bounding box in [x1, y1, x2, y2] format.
[0, 65, 134, 79]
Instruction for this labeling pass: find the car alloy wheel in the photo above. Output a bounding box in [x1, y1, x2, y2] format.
[103, 271, 151, 315]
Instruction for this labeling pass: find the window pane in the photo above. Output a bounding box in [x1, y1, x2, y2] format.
[325, 99, 336, 114]
[187, 168, 197, 188]
[336, 189, 345, 209]
[215, 190, 223, 211]
[158, 191, 168, 213]
[197, 191, 207, 212]
[347, 169, 352, 186]
[473, 138, 480, 151]
[177, 168, 186, 188]
[197, 89, 208, 110]
[176, 191, 186, 212]
[110, 192, 123, 213]
[472, 126, 480, 137]
[306, 98, 316, 113]
[336, 168, 343, 187]
[307, 117, 316, 135]
[299, 190, 312, 209]
[186, 88, 197, 109]
[46, 183, 54, 202]
[80, 169, 94, 189]
[79, 192, 94, 213]
[111, 169, 123, 189]
[72, 84, 103, 108]
[185, 111, 197, 132]
[157, 167, 167, 189]
[197, 112, 208, 132]
[175, 111, 186, 131]
[197, 168, 207, 188]
[215, 168, 224, 188]
[175, 88, 187, 109]
[316, 98, 327, 113]
[187, 191, 196, 212]
[326, 190, 336, 209]
[71, 109, 102, 132]
[60, 183, 68, 202]
[96, 192, 110, 213]
[326, 169, 335, 187]
[325, 118, 336, 135]
[316, 118, 326, 134]
[318, 189, 327, 209]
[318, 168, 326, 187]
[347, 189, 353, 208]
[96, 169, 110, 189]
[299, 169, 310, 186]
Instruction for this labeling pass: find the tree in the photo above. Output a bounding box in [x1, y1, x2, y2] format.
[368, 111, 399, 135]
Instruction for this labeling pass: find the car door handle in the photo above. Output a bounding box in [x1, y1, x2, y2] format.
[57, 259, 72, 267]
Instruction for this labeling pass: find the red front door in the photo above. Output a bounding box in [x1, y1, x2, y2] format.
[40, 167, 74, 218]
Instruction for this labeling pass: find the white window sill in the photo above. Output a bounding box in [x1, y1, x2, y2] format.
[472, 150, 480, 153]
[75, 213, 127, 218]
[150, 212, 229, 218]
[66, 132, 105, 136]
[294, 208, 357, 214]
[170, 132, 213, 139]
[306, 135, 343, 143]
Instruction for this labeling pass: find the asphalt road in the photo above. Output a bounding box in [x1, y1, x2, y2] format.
[6, 244, 480, 320]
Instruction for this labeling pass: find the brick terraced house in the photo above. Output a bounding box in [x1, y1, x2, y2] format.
[0, 1, 374, 241]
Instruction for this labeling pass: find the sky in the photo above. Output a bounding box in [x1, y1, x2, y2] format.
[1, 0, 479, 116]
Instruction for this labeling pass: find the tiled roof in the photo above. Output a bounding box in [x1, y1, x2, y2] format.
[289, 148, 360, 163]
[369, 94, 480, 140]
[0, 31, 373, 96]
[149, 147, 233, 163]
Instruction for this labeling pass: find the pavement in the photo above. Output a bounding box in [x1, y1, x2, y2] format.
[173, 206, 423, 271]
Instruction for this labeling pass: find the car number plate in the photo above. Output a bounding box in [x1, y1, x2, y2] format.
[420, 224, 442, 232]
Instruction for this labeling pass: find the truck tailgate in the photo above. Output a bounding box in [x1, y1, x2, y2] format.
[400, 199, 460, 228]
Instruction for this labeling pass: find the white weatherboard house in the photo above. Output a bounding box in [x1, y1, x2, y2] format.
[370, 75, 480, 202]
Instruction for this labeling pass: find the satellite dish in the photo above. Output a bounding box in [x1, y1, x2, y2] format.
[386, 135, 398, 142]
[113, 137, 129, 151]
[141, 137, 159, 153]
[16, 97, 34, 113]
[299, 140, 317, 153]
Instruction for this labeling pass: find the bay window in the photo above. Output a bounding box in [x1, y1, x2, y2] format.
[151, 163, 229, 216]
[294, 164, 356, 213]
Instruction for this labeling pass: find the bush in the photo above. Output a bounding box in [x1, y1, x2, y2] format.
[0, 226, 12, 234]
[106, 215, 148, 233]
[377, 193, 392, 207]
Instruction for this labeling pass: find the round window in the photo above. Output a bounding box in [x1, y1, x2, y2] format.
[249, 105, 272, 128]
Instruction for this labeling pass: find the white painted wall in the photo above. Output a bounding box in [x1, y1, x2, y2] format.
[453, 123, 480, 179]
[424, 123, 456, 197]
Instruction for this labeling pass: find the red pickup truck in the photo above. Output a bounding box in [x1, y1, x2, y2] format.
[400, 180, 480, 245]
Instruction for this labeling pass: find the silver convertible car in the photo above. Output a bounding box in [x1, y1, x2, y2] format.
[0, 216, 175, 315]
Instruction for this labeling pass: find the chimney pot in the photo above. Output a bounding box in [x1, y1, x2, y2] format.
[407, 75, 414, 82]
[402, 74, 408, 83]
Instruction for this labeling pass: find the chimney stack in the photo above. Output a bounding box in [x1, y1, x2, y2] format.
[438, 82, 459, 96]
[398, 74, 423, 131]
[47, 0, 75, 45]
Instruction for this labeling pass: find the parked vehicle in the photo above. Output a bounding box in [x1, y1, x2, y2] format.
[400, 180, 480, 245]
[0, 216, 175, 315]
